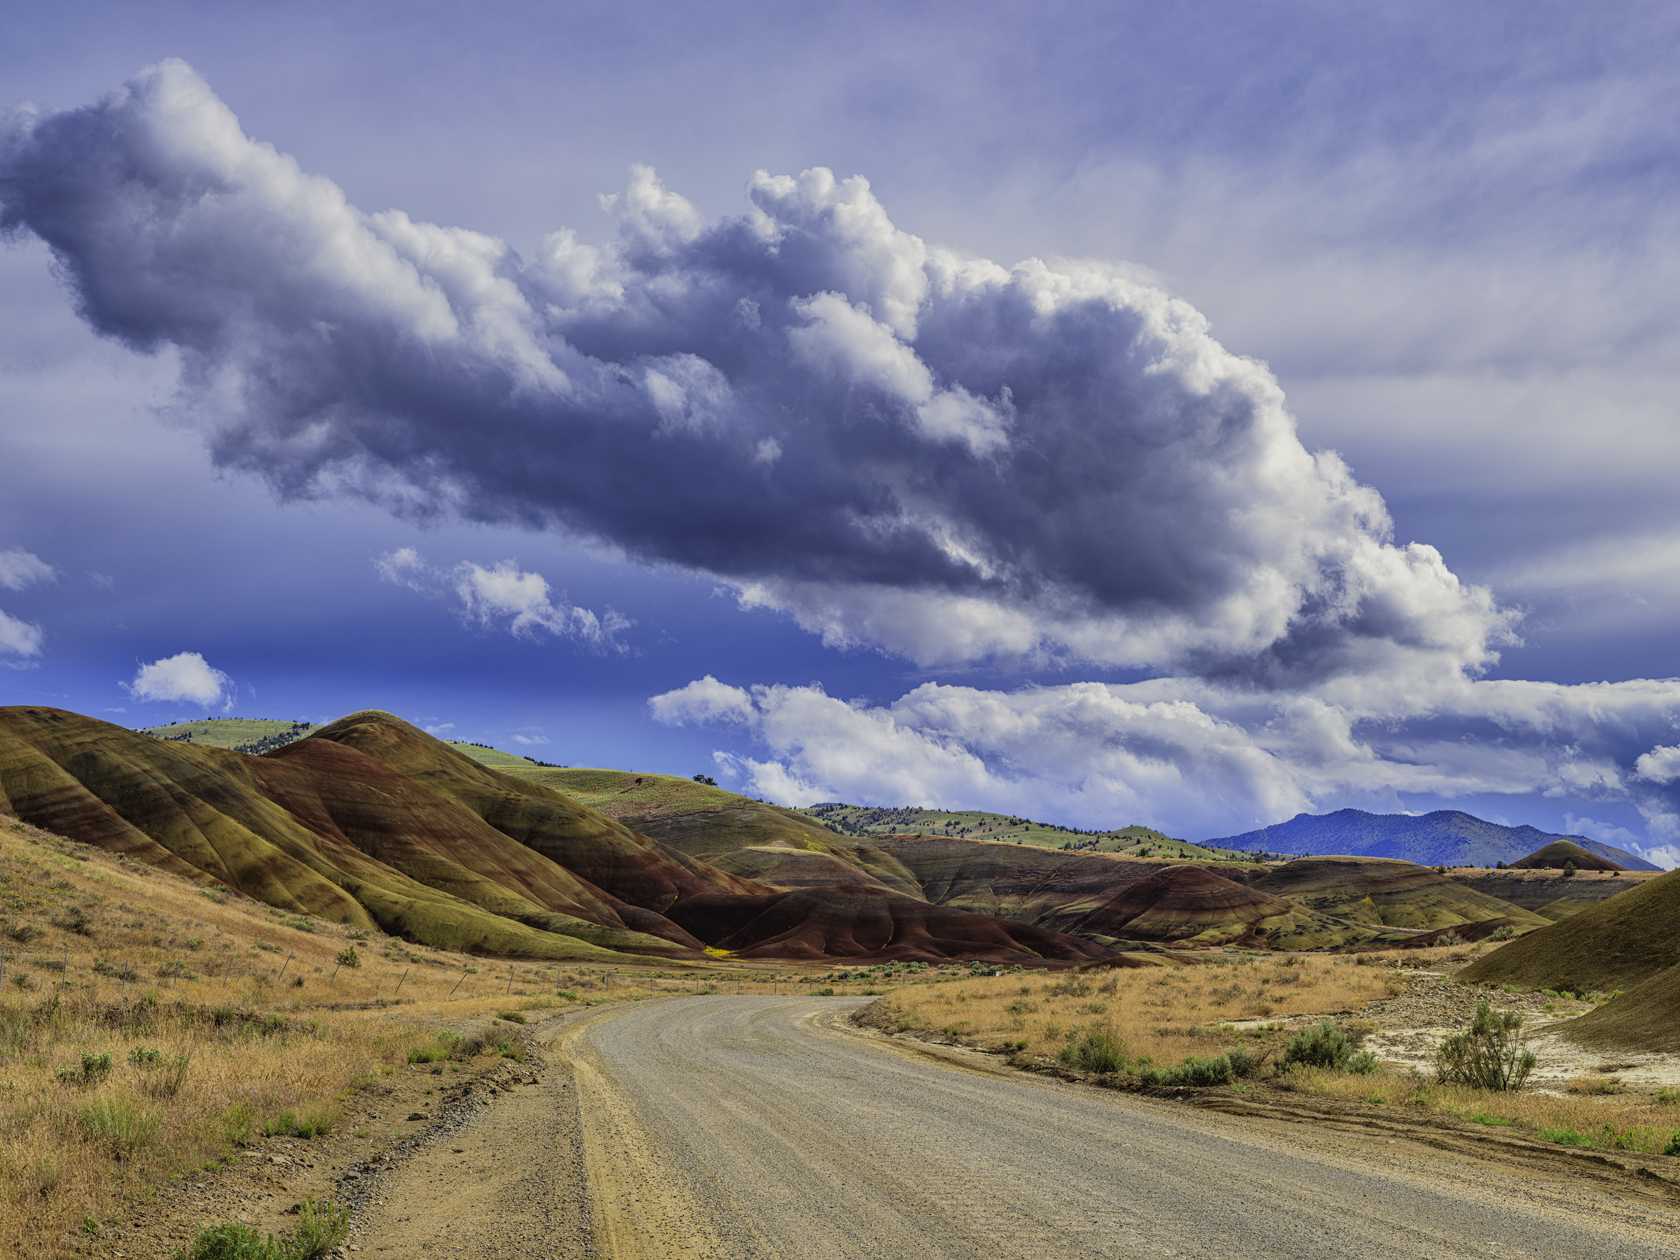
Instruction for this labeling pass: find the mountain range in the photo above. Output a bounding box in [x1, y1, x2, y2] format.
[1207, 808, 1657, 871]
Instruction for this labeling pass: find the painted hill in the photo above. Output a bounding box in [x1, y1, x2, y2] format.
[0, 707, 1106, 966]
[1207, 808, 1658, 870]
[1509, 839, 1623, 871]
[1246, 857, 1551, 932]
[1456, 866, 1680, 995]
[1563, 964, 1680, 1053]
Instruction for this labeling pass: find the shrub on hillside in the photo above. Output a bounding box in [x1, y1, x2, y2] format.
[1434, 1000, 1536, 1091]
[1058, 1028, 1128, 1073]
[1281, 1021, 1376, 1075]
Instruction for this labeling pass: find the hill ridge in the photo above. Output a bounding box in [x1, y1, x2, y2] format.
[1207, 807, 1658, 871]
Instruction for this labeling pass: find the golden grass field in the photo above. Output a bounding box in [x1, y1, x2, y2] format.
[885, 953, 1402, 1065]
[882, 953, 1680, 1155]
[0, 817, 826, 1256]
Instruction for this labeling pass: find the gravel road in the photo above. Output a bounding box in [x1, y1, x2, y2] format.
[359, 996, 1680, 1259]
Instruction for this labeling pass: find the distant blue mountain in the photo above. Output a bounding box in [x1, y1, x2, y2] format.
[1206, 808, 1659, 871]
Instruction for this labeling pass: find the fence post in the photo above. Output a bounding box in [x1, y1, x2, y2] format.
[449, 970, 467, 998]
[330, 961, 342, 984]
[62, 950, 68, 992]
[277, 952, 292, 982]
[224, 958, 232, 988]
[120, 962, 128, 1001]
[505, 967, 513, 995]
[395, 968, 409, 995]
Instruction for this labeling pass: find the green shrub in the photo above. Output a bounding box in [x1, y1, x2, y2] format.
[131, 1045, 191, 1098]
[289, 1195, 350, 1259]
[1538, 1126, 1592, 1147]
[407, 1045, 450, 1064]
[79, 1096, 161, 1157]
[261, 1108, 333, 1140]
[334, 946, 360, 969]
[1434, 1000, 1536, 1091]
[492, 1038, 524, 1061]
[556, 989, 579, 1001]
[495, 1010, 527, 1024]
[57, 1052, 113, 1088]
[1057, 1028, 1129, 1074]
[1657, 1087, 1680, 1105]
[1139, 1055, 1235, 1087]
[1663, 1132, 1680, 1157]
[170, 1221, 291, 1260]
[1282, 1021, 1354, 1071]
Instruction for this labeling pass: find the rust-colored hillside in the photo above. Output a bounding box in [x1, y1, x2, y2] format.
[0, 707, 1105, 965]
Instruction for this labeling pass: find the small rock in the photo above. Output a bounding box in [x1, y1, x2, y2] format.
[406, 1112, 425, 1121]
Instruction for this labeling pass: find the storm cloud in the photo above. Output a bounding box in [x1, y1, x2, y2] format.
[0, 61, 1507, 681]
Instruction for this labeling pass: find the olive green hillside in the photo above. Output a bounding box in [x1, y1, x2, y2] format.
[817, 838, 1374, 950]
[1508, 838, 1625, 871]
[506, 765, 761, 823]
[499, 767, 934, 899]
[1561, 961, 1680, 1054]
[1448, 866, 1655, 921]
[792, 802, 1249, 859]
[0, 707, 700, 962]
[1456, 864, 1680, 995]
[137, 717, 317, 755]
[4, 709, 1114, 967]
[1245, 857, 1552, 932]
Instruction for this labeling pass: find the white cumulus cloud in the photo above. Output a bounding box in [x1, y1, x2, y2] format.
[653, 672, 1680, 864]
[0, 61, 1508, 682]
[125, 652, 232, 706]
[0, 548, 54, 659]
[0, 548, 54, 590]
[377, 548, 628, 650]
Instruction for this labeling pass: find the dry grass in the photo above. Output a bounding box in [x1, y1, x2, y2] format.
[1279, 1067, 1680, 1154]
[882, 953, 1680, 1158]
[883, 954, 1402, 1068]
[0, 818, 678, 1257]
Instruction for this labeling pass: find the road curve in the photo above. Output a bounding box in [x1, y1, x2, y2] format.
[553, 996, 1680, 1260]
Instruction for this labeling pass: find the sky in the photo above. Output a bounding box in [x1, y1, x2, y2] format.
[3, 2, 1680, 861]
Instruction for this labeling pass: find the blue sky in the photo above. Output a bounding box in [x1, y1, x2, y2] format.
[4, 2, 1680, 860]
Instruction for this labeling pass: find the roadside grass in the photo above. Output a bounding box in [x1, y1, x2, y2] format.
[883, 954, 1401, 1069]
[1285, 1069, 1680, 1154]
[880, 959, 1680, 1157]
[0, 819, 665, 1257]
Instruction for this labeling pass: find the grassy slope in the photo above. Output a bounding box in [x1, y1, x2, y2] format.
[137, 717, 317, 754]
[1, 709, 683, 963]
[1449, 867, 1655, 921]
[0, 812, 701, 1254]
[1456, 865, 1680, 994]
[793, 803, 1250, 859]
[1248, 857, 1551, 932]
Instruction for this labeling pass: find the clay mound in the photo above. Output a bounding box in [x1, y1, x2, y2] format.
[1508, 840, 1624, 871]
[308, 711, 775, 912]
[1457, 865, 1680, 994]
[704, 846, 901, 893]
[1561, 963, 1680, 1053]
[0, 706, 1117, 965]
[1035, 865, 1298, 947]
[0, 706, 695, 960]
[1342, 918, 1535, 952]
[1252, 857, 1548, 930]
[664, 884, 1109, 963]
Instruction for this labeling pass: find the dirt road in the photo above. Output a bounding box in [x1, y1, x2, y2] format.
[355, 996, 1680, 1258]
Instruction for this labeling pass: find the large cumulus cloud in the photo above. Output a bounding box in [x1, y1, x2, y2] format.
[652, 673, 1680, 863]
[0, 60, 1507, 679]
[12, 63, 1680, 858]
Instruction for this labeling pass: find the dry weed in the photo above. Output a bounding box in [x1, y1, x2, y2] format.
[886, 955, 1399, 1068]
